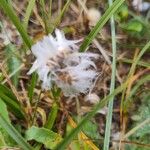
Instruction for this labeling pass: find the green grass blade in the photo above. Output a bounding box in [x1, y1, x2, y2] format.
[54, 82, 127, 150]
[0, 0, 33, 48]
[124, 74, 150, 109]
[48, 0, 52, 18]
[103, 0, 117, 149]
[0, 92, 23, 118]
[28, 72, 38, 102]
[53, 0, 71, 28]
[39, 0, 50, 34]
[120, 40, 150, 112]
[118, 58, 150, 68]
[0, 84, 25, 118]
[5, 44, 21, 87]
[23, 0, 36, 30]
[120, 38, 150, 117]
[128, 40, 150, 77]
[45, 103, 58, 129]
[0, 114, 33, 150]
[0, 84, 17, 100]
[80, 0, 125, 52]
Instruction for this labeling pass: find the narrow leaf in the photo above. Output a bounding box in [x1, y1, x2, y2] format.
[5, 43, 21, 87]
[23, 0, 36, 30]
[0, 114, 33, 150]
[80, 0, 125, 52]
[28, 72, 38, 102]
[0, 0, 33, 48]
[0, 84, 25, 118]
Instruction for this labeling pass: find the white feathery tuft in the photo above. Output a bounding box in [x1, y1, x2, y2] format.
[28, 29, 99, 97]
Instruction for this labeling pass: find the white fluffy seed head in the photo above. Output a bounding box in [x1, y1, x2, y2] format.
[28, 29, 99, 97]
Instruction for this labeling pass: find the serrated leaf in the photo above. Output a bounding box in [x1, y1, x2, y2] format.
[25, 126, 62, 149]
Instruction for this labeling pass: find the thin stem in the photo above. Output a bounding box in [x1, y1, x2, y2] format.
[103, 0, 117, 150]
[31, 90, 42, 125]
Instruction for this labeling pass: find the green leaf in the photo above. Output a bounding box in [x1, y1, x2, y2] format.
[0, 99, 16, 147]
[5, 43, 21, 87]
[115, 4, 128, 22]
[0, 113, 33, 150]
[28, 72, 38, 102]
[23, 0, 36, 30]
[53, 0, 71, 29]
[66, 122, 83, 150]
[118, 4, 128, 19]
[132, 93, 150, 137]
[0, 0, 33, 48]
[80, 0, 125, 52]
[45, 103, 58, 130]
[82, 120, 101, 143]
[0, 84, 25, 119]
[121, 19, 143, 32]
[25, 126, 62, 149]
[0, 99, 10, 123]
[0, 131, 6, 147]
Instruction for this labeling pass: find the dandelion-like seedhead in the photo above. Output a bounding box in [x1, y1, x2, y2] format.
[28, 29, 99, 97]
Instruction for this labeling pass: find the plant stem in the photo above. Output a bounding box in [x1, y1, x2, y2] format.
[103, 0, 117, 149]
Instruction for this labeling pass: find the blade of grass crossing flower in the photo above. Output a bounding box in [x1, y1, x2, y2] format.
[54, 82, 128, 150]
[0, 114, 33, 150]
[103, 0, 117, 149]
[55, 38, 150, 149]
[23, 0, 36, 30]
[0, 0, 33, 48]
[80, 0, 125, 52]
